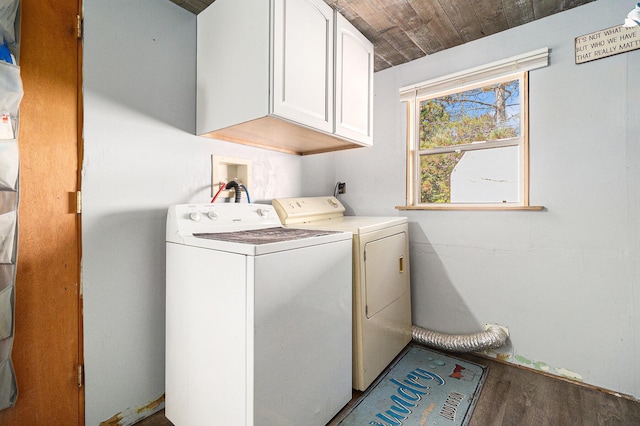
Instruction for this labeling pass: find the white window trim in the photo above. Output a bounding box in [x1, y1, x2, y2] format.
[400, 48, 549, 210]
[400, 47, 549, 101]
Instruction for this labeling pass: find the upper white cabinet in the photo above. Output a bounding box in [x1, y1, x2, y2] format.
[272, 0, 334, 133]
[196, 0, 373, 155]
[335, 13, 374, 146]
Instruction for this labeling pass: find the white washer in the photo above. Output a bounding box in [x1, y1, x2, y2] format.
[166, 203, 352, 426]
[272, 197, 412, 391]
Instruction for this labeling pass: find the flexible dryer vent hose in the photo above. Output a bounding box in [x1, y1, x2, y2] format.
[412, 324, 509, 353]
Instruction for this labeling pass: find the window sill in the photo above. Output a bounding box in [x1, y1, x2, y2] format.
[396, 205, 545, 211]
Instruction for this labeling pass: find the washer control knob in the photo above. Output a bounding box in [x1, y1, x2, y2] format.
[207, 211, 218, 220]
[328, 198, 339, 208]
[189, 212, 201, 222]
[257, 208, 269, 218]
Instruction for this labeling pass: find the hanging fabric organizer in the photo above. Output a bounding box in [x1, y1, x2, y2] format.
[0, 0, 21, 411]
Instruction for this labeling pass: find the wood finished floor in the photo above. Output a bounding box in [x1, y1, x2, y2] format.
[136, 353, 640, 426]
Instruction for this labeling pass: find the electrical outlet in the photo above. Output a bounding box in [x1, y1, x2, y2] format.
[337, 182, 347, 194]
[211, 155, 251, 198]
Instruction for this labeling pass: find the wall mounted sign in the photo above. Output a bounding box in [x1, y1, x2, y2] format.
[575, 24, 640, 64]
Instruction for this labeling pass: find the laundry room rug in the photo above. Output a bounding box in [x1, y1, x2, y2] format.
[336, 344, 487, 426]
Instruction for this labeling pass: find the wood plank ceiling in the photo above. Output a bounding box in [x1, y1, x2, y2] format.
[169, 0, 597, 71]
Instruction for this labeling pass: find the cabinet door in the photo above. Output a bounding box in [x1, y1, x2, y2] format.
[335, 13, 374, 146]
[272, 0, 334, 133]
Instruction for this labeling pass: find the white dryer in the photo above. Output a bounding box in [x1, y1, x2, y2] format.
[272, 197, 412, 391]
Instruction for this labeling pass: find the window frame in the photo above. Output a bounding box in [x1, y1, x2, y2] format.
[399, 48, 549, 211]
[413, 72, 528, 206]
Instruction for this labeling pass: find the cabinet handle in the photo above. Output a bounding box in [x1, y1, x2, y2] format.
[399, 256, 404, 273]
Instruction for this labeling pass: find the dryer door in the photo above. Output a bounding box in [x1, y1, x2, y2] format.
[364, 231, 409, 318]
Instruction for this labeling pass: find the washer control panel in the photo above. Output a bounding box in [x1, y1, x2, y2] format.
[167, 203, 281, 238]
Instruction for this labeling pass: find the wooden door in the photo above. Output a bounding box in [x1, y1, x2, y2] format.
[0, 0, 83, 424]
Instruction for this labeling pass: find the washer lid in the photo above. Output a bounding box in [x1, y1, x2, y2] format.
[171, 230, 351, 255]
[194, 227, 343, 245]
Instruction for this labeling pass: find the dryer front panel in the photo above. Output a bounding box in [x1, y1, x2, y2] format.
[356, 225, 412, 390]
[364, 231, 409, 318]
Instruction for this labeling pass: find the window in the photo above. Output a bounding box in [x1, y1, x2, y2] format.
[400, 49, 549, 209]
[416, 74, 525, 205]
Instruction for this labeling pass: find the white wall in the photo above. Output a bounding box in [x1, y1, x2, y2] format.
[320, 0, 640, 399]
[81, 0, 640, 423]
[82, 1, 306, 424]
